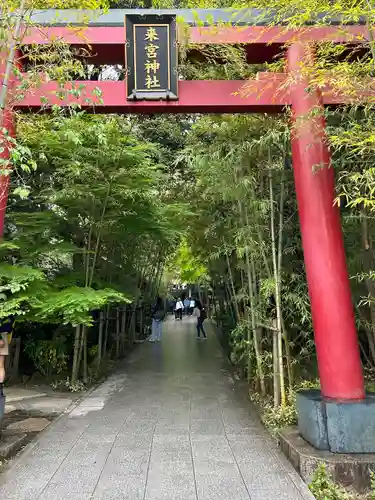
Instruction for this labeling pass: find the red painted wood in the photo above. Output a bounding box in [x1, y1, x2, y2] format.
[22, 26, 126, 45]
[14, 76, 371, 112]
[288, 42, 365, 401]
[15, 78, 289, 112]
[22, 24, 370, 47]
[190, 25, 369, 44]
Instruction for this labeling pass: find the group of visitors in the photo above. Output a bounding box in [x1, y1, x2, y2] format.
[174, 297, 195, 320]
[149, 296, 207, 342]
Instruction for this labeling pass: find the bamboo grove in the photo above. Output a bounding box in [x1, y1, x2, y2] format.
[2, 0, 375, 408]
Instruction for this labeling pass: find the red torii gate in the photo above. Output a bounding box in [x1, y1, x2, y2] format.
[1, 9, 373, 452]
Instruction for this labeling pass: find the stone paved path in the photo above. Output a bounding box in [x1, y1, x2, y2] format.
[0, 317, 314, 500]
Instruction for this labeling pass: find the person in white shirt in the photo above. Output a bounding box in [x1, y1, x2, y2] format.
[175, 298, 184, 320]
[189, 298, 195, 316]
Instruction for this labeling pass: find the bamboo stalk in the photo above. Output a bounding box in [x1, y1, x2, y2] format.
[225, 245, 240, 322]
[237, 178, 263, 392]
[88, 180, 112, 288]
[116, 307, 120, 358]
[103, 305, 110, 356]
[272, 318, 280, 407]
[71, 324, 81, 384]
[224, 281, 237, 325]
[82, 326, 88, 383]
[139, 306, 144, 339]
[269, 166, 286, 407]
[97, 311, 104, 369]
[277, 166, 293, 387]
[0, 0, 26, 121]
[129, 303, 136, 347]
[84, 225, 93, 288]
[247, 252, 266, 395]
[364, 0, 375, 70]
[121, 306, 127, 355]
[361, 213, 375, 365]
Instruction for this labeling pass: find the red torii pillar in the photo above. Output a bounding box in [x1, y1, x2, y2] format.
[288, 42, 365, 401]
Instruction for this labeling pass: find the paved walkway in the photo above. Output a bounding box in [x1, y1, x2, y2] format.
[0, 317, 314, 500]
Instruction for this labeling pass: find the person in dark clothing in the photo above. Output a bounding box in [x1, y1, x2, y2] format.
[193, 300, 207, 339]
[149, 297, 165, 342]
[183, 297, 190, 315]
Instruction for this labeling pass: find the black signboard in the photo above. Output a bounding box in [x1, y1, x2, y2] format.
[125, 15, 178, 101]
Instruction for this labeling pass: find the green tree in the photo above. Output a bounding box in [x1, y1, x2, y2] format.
[2, 112, 185, 382]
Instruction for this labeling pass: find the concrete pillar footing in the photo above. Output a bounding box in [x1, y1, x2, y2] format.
[280, 427, 375, 493]
[297, 389, 375, 453]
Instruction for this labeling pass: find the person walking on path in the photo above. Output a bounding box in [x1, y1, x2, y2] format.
[189, 298, 195, 316]
[175, 298, 184, 320]
[183, 297, 190, 315]
[149, 297, 166, 343]
[193, 300, 207, 339]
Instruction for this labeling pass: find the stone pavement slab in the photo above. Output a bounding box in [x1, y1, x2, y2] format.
[4, 386, 77, 416]
[0, 317, 315, 500]
[5, 388, 48, 403]
[6, 417, 50, 433]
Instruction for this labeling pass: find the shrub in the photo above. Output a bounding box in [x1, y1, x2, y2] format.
[251, 379, 320, 434]
[24, 335, 68, 378]
[51, 377, 86, 393]
[309, 464, 350, 500]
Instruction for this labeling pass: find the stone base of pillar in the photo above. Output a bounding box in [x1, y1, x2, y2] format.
[279, 427, 375, 493]
[297, 389, 375, 453]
